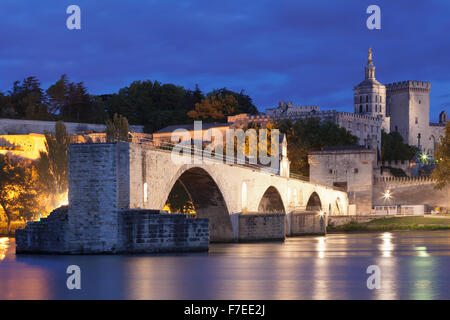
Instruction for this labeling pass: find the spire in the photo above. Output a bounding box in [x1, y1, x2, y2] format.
[367, 47, 373, 65]
[365, 47, 375, 80]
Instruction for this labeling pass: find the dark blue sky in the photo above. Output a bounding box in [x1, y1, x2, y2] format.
[1, 0, 449, 121]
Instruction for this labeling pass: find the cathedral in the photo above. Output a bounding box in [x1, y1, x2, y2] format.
[353, 48, 447, 155]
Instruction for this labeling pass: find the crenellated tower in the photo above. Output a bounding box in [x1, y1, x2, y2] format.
[386, 80, 431, 151]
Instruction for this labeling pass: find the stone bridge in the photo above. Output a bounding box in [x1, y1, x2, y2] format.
[68, 142, 348, 244]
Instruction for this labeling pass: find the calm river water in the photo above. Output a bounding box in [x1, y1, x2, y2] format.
[1, 231, 449, 300]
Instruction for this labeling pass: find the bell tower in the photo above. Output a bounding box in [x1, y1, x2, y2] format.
[353, 47, 389, 132]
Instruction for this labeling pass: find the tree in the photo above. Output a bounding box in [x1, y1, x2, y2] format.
[431, 122, 450, 189]
[104, 80, 198, 133]
[36, 121, 71, 195]
[276, 118, 359, 176]
[47, 75, 106, 123]
[6, 76, 49, 120]
[207, 88, 258, 114]
[105, 113, 130, 142]
[381, 130, 417, 161]
[0, 154, 39, 229]
[188, 94, 238, 122]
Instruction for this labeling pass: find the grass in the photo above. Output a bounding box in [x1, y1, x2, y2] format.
[328, 216, 450, 232]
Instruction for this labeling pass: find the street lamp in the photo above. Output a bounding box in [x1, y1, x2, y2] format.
[419, 151, 429, 165]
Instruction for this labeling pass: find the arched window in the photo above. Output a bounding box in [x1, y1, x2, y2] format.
[241, 182, 247, 210]
[360, 105, 363, 113]
[360, 96, 362, 103]
[366, 105, 369, 112]
[375, 96, 378, 102]
[366, 96, 369, 102]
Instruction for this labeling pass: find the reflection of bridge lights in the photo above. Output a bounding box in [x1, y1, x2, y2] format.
[380, 232, 394, 257]
[0, 237, 9, 260]
[383, 190, 391, 200]
[317, 236, 326, 259]
[415, 246, 429, 258]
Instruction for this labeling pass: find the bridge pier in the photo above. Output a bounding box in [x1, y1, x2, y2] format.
[230, 211, 326, 242]
[230, 212, 286, 242]
[285, 211, 327, 236]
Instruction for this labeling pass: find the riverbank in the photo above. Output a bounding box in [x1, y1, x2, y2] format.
[328, 216, 450, 232]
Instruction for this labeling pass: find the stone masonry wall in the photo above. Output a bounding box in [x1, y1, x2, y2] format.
[373, 179, 450, 209]
[16, 207, 69, 253]
[67, 143, 121, 253]
[238, 213, 285, 241]
[287, 212, 326, 236]
[119, 210, 209, 253]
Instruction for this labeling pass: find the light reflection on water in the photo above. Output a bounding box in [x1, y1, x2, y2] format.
[0, 231, 449, 300]
[0, 237, 9, 261]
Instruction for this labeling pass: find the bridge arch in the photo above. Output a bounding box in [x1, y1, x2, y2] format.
[163, 166, 234, 242]
[257, 186, 286, 213]
[306, 191, 322, 211]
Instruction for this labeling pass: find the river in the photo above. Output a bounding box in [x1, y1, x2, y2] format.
[0, 231, 449, 300]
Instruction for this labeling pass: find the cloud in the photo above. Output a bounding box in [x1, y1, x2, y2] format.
[0, 0, 449, 121]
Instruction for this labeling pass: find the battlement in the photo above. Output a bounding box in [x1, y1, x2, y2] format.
[338, 111, 383, 122]
[430, 122, 445, 127]
[374, 175, 434, 186]
[228, 110, 382, 124]
[385, 80, 431, 92]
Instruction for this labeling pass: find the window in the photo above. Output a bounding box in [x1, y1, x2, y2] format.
[241, 182, 247, 209]
[380, 96, 382, 103]
[375, 96, 378, 102]
[395, 125, 398, 132]
[366, 105, 368, 112]
[366, 96, 369, 102]
[415, 117, 418, 124]
[359, 105, 363, 113]
[329, 169, 333, 174]
[360, 96, 362, 103]
[419, 100, 421, 104]
[354, 168, 359, 173]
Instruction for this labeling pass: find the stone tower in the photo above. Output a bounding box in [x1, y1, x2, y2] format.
[386, 80, 431, 151]
[353, 48, 389, 132]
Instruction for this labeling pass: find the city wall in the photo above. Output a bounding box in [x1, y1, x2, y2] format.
[373, 177, 450, 209]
